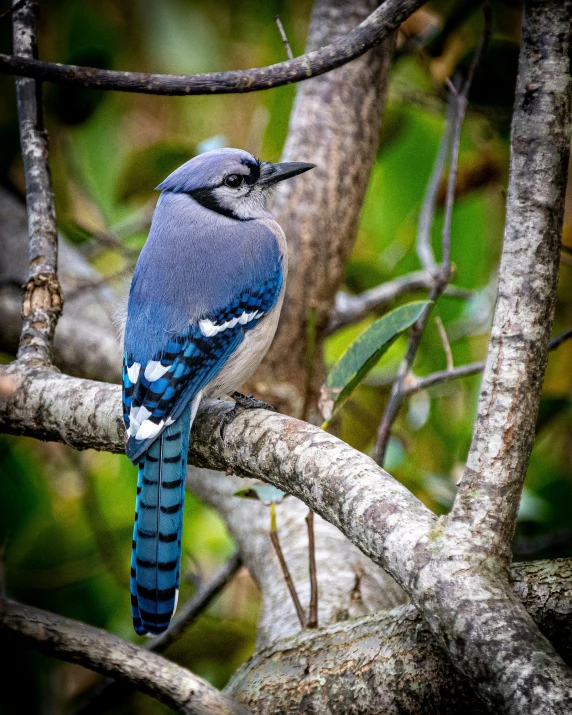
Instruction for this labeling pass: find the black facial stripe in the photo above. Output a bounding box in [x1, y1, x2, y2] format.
[242, 158, 261, 184]
[188, 187, 239, 220]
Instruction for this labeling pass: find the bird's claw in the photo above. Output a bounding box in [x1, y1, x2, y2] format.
[219, 392, 276, 440]
[230, 391, 276, 412]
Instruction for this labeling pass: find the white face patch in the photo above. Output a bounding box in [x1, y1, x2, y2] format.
[127, 362, 141, 383]
[199, 310, 262, 337]
[211, 184, 268, 220]
[144, 361, 170, 382]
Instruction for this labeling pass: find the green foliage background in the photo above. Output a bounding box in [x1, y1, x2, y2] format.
[1, 1, 571, 712]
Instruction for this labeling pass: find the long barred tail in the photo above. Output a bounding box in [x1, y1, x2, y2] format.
[130, 403, 192, 636]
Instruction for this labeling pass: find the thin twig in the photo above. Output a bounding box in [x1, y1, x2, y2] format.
[416, 101, 455, 275]
[435, 316, 454, 371]
[275, 16, 294, 61]
[65, 264, 135, 302]
[401, 327, 572, 397]
[373, 3, 491, 465]
[329, 272, 472, 334]
[13, 0, 63, 364]
[269, 504, 307, 628]
[0, 0, 426, 96]
[306, 510, 318, 628]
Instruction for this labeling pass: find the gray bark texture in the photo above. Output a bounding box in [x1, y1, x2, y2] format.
[250, 0, 395, 416]
[12, 0, 63, 365]
[225, 559, 572, 714]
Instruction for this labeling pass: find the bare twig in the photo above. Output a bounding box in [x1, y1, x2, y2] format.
[549, 327, 572, 351]
[435, 316, 454, 371]
[373, 4, 491, 465]
[448, 0, 572, 570]
[275, 16, 294, 61]
[329, 272, 472, 334]
[306, 510, 318, 628]
[269, 504, 307, 629]
[13, 0, 62, 365]
[403, 327, 572, 397]
[65, 264, 135, 302]
[416, 101, 455, 275]
[0, 598, 246, 714]
[0, 0, 425, 96]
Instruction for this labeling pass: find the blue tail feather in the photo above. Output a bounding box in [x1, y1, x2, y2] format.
[130, 403, 192, 636]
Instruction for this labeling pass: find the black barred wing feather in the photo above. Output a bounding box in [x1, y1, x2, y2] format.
[122, 269, 283, 463]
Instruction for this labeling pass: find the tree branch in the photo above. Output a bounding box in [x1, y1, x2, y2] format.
[328, 270, 472, 334]
[373, 2, 492, 465]
[0, 598, 246, 715]
[0, 0, 425, 96]
[4, 362, 572, 712]
[12, 0, 62, 364]
[226, 558, 572, 714]
[448, 0, 572, 567]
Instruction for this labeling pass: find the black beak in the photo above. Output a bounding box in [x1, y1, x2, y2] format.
[259, 161, 315, 187]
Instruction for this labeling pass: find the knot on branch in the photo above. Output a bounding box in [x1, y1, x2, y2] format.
[21, 273, 64, 319]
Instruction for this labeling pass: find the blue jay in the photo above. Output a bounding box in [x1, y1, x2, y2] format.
[122, 148, 314, 635]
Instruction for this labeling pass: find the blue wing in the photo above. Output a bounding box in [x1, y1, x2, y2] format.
[122, 266, 283, 463]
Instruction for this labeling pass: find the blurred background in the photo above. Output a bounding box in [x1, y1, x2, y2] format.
[1, 0, 571, 712]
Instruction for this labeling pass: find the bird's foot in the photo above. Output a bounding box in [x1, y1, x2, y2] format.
[219, 392, 276, 440]
[230, 391, 276, 412]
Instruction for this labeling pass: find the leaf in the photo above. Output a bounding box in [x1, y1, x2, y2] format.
[319, 301, 431, 423]
[234, 483, 287, 506]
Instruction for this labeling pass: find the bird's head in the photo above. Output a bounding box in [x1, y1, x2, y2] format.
[156, 148, 315, 220]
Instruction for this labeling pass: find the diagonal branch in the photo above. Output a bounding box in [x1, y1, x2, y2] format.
[12, 0, 62, 365]
[0, 598, 246, 715]
[447, 0, 572, 568]
[0, 0, 425, 96]
[226, 558, 572, 714]
[328, 270, 472, 334]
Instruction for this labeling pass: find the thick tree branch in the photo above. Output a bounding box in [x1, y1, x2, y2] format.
[12, 0, 62, 364]
[226, 558, 572, 714]
[448, 0, 572, 566]
[0, 0, 425, 96]
[0, 598, 246, 715]
[4, 363, 572, 713]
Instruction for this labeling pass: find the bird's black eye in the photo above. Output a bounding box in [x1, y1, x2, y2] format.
[224, 174, 244, 188]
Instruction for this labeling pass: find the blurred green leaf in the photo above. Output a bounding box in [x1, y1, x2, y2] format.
[319, 301, 431, 423]
[234, 483, 286, 506]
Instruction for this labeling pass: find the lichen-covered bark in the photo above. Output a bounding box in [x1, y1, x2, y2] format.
[0, 599, 245, 715]
[449, 0, 572, 567]
[12, 0, 63, 364]
[225, 559, 572, 714]
[0, 188, 121, 382]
